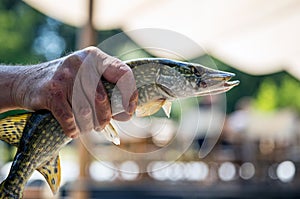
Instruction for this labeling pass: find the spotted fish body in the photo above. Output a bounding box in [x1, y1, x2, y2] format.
[107, 58, 239, 117]
[0, 112, 70, 198]
[0, 58, 239, 198]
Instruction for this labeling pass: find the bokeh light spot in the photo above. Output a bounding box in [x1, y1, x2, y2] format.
[239, 162, 255, 180]
[276, 161, 296, 183]
[218, 162, 236, 181]
[120, 161, 139, 181]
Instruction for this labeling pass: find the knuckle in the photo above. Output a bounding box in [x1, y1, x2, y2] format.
[112, 59, 130, 72]
[54, 67, 74, 81]
[63, 54, 83, 68]
[47, 80, 63, 93]
[49, 86, 64, 99]
[85, 46, 100, 53]
[82, 46, 104, 59]
[48, 80, 59, 89]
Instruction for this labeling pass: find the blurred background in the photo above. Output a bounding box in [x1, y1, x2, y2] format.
[0, 0, 300, 198]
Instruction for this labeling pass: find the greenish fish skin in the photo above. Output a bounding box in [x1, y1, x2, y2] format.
[0, 58, 239, 198]
[0, 112, 70, 198]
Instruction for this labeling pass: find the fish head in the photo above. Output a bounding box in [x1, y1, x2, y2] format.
[153, 59, 240, 98]
[186, 62, 240, 96]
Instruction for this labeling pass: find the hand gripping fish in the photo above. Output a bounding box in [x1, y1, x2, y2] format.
[0, 58, 239, 198]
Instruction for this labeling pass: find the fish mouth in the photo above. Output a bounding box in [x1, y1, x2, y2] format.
[224, 80, 240, 87]
[197, 72, 240, 95]
[221, 79, 240, 93]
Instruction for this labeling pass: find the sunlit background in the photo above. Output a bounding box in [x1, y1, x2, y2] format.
[0, 0, 300, 198]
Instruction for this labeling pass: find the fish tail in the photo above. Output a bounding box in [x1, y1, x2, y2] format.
[37, 155, 62, 194]
[0, 113, 31, 146]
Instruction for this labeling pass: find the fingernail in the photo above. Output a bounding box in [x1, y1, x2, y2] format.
[70, 130, 79, 138]
[127, 101, 137, 114]
[71, 134, 79, 139]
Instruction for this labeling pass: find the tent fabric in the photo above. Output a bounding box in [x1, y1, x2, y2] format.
[24, 0, 300, 79]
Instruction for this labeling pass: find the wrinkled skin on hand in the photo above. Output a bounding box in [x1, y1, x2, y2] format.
[11, 46, 138, 138]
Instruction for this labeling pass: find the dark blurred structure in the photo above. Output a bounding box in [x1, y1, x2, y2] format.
[58, 96, 300, 199]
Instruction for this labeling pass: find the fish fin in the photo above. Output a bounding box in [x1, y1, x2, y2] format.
[136, 99, 166, 117]
[101, 123, 120, 145]
[162, 101, 172, 118]
[37, 155, 61, 195]
[0, 113, 31, 146]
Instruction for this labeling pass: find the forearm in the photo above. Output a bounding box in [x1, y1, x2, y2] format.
[0, 60, 61, 113]
[0, 65, 28, 112]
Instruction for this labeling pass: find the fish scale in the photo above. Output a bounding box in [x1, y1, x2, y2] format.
[0, 58, 239, 198]
[0, 112, 70, 198]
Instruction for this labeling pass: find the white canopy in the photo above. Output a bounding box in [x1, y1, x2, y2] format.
[24, 0, 300, 79]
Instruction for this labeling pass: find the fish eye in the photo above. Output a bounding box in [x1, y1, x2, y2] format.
[197, 79, 207, 88]
[200, 81, 207, 88]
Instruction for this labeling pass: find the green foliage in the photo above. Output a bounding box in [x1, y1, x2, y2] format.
[253, 79, 277, 111]
[0, 2, 77, 64]
[278, 76, 300, 112]
[253, 75, 300, 113]
[0, 2, 45, 64]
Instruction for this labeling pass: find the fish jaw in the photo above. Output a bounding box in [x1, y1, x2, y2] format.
[152, 59, 240, 98]
[192, 71, 240, 96]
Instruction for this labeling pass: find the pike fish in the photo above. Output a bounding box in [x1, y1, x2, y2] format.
[0, 58, 239, 198]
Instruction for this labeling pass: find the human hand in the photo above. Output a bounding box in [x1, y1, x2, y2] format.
[11, 46, 138, 138]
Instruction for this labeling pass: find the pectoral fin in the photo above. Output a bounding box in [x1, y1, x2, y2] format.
[136, 99, 172, 118]
[101, 123, 120, 145]
[136, 99, 166, 117]
[37, 155, 61, 194]
[162, 101, 172, 118]
[0, 113, 31, 147]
